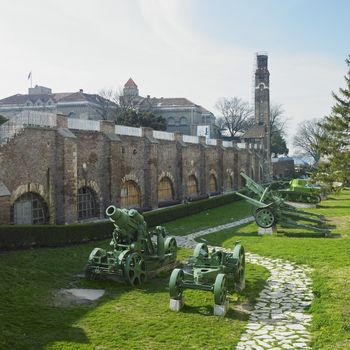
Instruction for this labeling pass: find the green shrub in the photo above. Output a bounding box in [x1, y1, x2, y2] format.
[0, 191, 243, 250]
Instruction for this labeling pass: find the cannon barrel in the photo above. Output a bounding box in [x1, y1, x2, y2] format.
[106, 205, 145, 231]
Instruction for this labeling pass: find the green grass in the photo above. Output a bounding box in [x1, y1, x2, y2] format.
[200, 189, 350, 350]
[1, 191, 349, 349]
[163, 199, 251, 235]
[0, 239, 268, 349]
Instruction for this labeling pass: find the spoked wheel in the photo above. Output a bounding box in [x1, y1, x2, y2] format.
[213, 273, 227, 305]
[232, 243, 245, 292]
[124, 252, 146, 287]
[164, 237, 177, 260]
[255, 208, 275, 228]
[169, 268, 184, 300]
[193, 243, 209, 258]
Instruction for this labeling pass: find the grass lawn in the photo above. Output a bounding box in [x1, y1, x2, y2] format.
[0, 192, 349, 349]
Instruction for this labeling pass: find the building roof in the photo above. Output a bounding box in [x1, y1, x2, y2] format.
[242, 125, 266, 139]
[124, 78, 137, 88]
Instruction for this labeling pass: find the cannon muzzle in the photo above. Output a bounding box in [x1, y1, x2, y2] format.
[106, 205, 145, 231]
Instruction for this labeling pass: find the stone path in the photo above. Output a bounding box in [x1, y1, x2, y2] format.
[176, 217, 314, 350]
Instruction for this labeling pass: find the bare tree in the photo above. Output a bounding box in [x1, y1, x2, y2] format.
[293, 118, 325, 164]
[270, 104, 287, 135]
[215, 97, 254, 137]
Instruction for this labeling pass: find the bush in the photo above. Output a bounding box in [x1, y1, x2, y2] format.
[0, 191, 243, 250]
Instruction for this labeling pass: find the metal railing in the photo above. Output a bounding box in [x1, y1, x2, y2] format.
[67, 118, 100, 131]
[152, 130, 175, 141]
[183, 135, 199, 144]
[115, 125, 142, 137]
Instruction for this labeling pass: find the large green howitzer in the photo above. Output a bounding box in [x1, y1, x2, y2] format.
[169, 242, 245, 307]
[85, 206, 177, 286]
[277, 178, 324, 204]
[236, 172, 331, 236]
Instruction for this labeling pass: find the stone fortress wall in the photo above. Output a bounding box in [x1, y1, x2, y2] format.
[0, 115, 264, 225]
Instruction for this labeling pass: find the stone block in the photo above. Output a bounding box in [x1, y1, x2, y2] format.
[169, 298, 184, 311]
[258, 225, 277, 235]
[213, 300, 229, 316]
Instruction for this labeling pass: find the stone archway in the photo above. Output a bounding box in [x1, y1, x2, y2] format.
[12, 192, 49, 224]
[77, 186, 99, 221]
[209, 174, 217, 193]
[158, 176, 174, 202]
[187, 175, 198, 197]
[120, 180, 141, 208]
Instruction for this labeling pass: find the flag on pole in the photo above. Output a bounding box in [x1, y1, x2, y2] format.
[27, 71, 32, 80]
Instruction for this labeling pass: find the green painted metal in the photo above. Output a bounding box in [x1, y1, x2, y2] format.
[85, 206, 177, 286]
[236, 172, 331, 236]
[169, 242, 245, 306]
[277, 178, 324, 203]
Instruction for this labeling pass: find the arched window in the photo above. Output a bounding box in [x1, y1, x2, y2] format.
[187, 175, 198, 196]
[120, 181, 141, 208]
[209, 174, 217, 193]
[167, 117, 175, 126]
[12, 192, 49, 224]
[240, 171, 246, 188]
[180, 116, 187, 125]
[158, 177, 174, 202]
[77, 187, 99, 220]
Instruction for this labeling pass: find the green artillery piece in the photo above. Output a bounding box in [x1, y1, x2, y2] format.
[236, 172, 331, 236]
[85, 206, 177, 286]
[277, 178, 323, 204]
[169, 242, 245, 309]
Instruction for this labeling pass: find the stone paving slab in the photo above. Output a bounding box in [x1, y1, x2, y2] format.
[175, 217, 314, 350]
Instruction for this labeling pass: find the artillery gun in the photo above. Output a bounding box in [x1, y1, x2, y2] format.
[277, 178, 323, 204]
[169, 242, 245, 309]
[85, 206, 177, 286]
[236, 172, 331, 236]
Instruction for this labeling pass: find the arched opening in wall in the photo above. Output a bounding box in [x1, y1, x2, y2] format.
[187, 175, 198, 197]
[158, 177, 174, 202]
[180, 116, 188, 125]
[77, 187, 99, 221]
[239, 171, 246, 188]
[251, 167, 255, 181]
[120, 181, 141, 208]
[228, 174, 234, 190]
[209, 174, 217, 194]
[11, 192, 49, 224]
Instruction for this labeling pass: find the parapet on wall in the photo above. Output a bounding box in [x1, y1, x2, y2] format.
[0, 115, 264, 224]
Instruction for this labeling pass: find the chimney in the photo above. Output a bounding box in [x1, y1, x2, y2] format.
[79, 89, 83, 93]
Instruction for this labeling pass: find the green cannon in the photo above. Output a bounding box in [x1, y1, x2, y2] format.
[169, 242, 245, 307]
[236, 172, 331, 236]
[85, 206, 177, 286]
[277, 178, 324, 204]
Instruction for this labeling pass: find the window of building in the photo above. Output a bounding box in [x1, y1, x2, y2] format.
[11, 192, 49, 224]
[209, 174, 217, 193]
[77, 187, 98, 220]
[120, 181, 141, 208]
[158, 177, 174, 202]
[187, 175, 198, 196]
[180, 116, 187, 125]
[167, 117, 175, 126]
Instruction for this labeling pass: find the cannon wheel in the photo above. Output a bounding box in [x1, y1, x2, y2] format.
[255, 208, 275, 228]
[124, 252, 146, 287]
[164, 237, 177, 260]
[169, 268, 184, 300]
[214, 273, 227, 305]
[232, 244, 245, 292]
[193, 243, 209, 258]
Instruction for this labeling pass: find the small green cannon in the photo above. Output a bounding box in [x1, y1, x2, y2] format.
[236, 172, 331, 236]
[277, 178, 323, 204]
[169, 242, 245, 308]
[85, 206, 177, 286]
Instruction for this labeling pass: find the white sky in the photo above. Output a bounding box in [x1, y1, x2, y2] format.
[0, 0, 347, 152]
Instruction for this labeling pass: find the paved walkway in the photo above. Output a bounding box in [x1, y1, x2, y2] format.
[176, 217, 313, 350]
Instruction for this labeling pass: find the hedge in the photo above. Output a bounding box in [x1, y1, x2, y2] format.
[0, 191, 244, 250]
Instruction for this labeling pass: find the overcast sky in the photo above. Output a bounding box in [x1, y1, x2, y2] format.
[1, 0, 349, 151]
